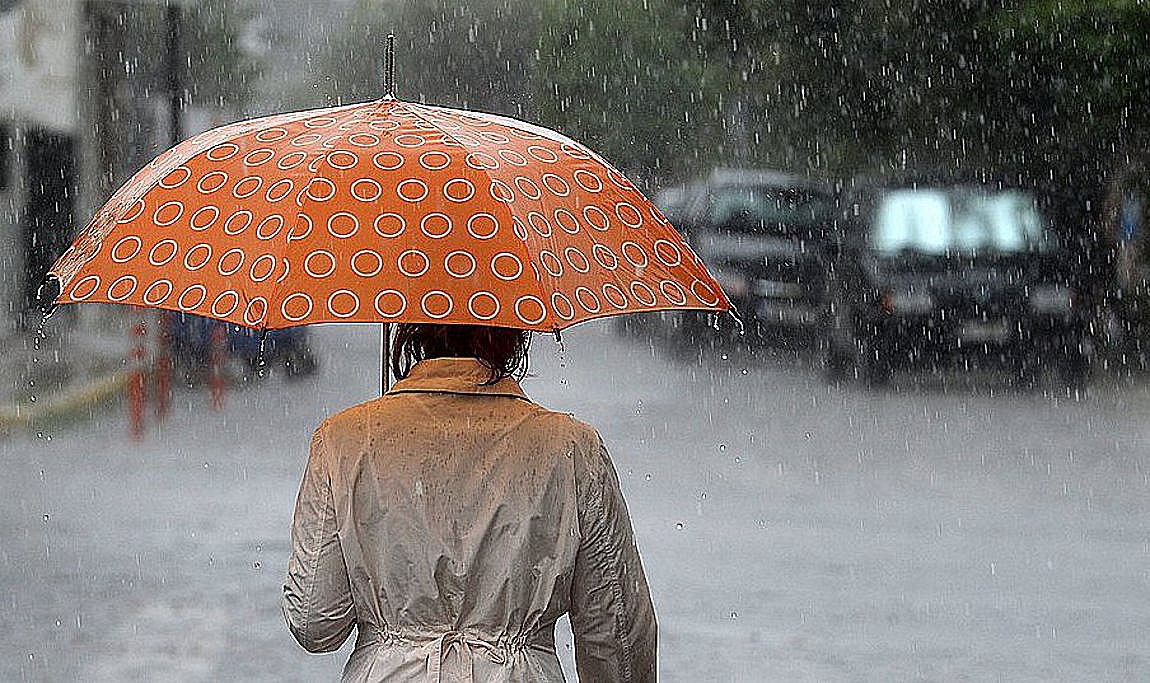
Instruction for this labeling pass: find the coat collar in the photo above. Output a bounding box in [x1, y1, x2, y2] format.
[386, 357, 529, 400]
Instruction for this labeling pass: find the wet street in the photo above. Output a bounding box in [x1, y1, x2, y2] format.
[2, 321, 1149, 681]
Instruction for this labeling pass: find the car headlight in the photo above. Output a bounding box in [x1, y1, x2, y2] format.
[1028, 285, 1073, 314]
[879, 289, 934, 315]
[714, 268, 750, 298]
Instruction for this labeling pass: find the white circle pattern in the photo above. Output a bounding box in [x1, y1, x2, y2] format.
[491, 253, 523, 281]
[445, 251, 477, 278]
[398, 250, 430, 278]
[420, 213, 452, 239]
[212, 291, 241, 317]
[467, 292, 500, 320]
[351, 178, 383, 202]
[328, 212, 360, 239]
[374, 213, 405, 238]
[421, 291, 454, 319]
[190, 206, 219, 231]
[374, 290, 406, 318]
[327, 290, 360, 318]
[143, 279, 173, 306]
[218, 248, 245, 276]
[224, 210, 253, 236]
[398, 179, 429, 202]
[351, 250, 384, 278]
[149, 240, 179, 267]
[108, 275, 138, 302]
[111, 236, 142, 263]
[467, 213, 498, 240]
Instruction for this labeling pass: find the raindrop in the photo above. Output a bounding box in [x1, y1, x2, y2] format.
[253, 561, 262, 570]
[42, 514, 49, 523]
[675, 522, 684, 530]
[644, 473, 652, 481]
[730, 611, 739, 620]
[718, 443, 727, 452]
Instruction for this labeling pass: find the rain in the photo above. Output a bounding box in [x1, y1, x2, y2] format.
[2, 0, 1149, 680]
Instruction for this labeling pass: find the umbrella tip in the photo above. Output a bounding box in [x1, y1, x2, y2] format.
[35, 276, 61, 313]
[384, 33, 396, 98]
[726, 308, 746, 337]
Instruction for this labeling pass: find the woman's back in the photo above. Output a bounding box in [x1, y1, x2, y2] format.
[283, 358, 657, 682]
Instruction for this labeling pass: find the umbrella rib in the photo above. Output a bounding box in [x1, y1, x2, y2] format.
[268, 104, 372, 330]
[395, 101, 548, 330]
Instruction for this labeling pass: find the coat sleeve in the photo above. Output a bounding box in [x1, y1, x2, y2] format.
[282, 426, 356, 653]
[570, 432, 658, 682]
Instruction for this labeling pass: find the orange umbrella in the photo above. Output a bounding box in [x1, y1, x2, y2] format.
[49, 92, 732, 393]
[50, 97, 728, 332]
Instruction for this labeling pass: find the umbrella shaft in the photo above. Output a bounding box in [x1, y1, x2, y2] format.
[380, 322, 391, 395]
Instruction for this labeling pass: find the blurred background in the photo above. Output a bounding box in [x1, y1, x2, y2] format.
[1, 1, 1149, 681]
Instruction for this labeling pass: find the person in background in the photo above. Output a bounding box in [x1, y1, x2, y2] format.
[282, 323, 657, 682]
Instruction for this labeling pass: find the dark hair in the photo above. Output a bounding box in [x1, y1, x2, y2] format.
[391, 323, 532, 384]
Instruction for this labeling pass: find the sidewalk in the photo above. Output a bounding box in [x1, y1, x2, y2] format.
[0, 311, 132, 435]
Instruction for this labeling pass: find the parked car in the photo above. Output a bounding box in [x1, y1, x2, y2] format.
[660, 168, 838, 348]
[823, 181, 1093, 386]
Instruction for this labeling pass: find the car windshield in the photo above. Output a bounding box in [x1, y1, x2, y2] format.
[708, 185, 834, 239]
[870, 189, 1052, 255]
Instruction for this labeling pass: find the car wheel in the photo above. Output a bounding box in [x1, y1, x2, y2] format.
[284, 349, 318, 379]
[823, 342, 853, 383]
[860, 340, 891, 386]
[1057, 349, 1091, 388]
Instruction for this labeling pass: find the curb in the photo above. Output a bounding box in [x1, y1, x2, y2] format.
[0, 370, 130, 435]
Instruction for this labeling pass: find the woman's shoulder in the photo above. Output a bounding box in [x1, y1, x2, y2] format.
[523, 403, 601, 442]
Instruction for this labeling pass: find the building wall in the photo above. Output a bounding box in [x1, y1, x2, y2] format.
[0, 0, 81, 331]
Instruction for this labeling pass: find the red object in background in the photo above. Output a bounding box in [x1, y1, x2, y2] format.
[129, 321, 148, 440]
[209, 323, 226, 411]
[154, 312, 172, 421]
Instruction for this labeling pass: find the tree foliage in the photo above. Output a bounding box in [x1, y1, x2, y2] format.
[302, 0, 1147, 230]
[314, 0, 540, 116]
[182, 0, 261, 113]
[533, 0, 727, 183]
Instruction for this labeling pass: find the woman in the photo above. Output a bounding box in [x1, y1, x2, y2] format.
[282, 323, 657, 682]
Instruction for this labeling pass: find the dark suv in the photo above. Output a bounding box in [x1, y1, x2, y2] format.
[667, 168, 837, 346]
[824, 182, 1093, 385]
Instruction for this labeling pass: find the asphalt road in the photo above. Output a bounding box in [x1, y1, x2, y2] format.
[2, 321, 1148, 681]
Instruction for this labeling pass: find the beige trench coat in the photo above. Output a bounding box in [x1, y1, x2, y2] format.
[282, 357, 657, 682]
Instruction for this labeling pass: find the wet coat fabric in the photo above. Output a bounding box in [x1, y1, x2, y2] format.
[282, 357, 657, 682]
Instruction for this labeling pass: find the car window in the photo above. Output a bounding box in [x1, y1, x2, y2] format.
[708, 185, 833, 239]
[870, 188, 1052, 255]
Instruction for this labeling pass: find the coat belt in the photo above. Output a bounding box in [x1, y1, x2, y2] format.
[425, 630, 510, 682]
[360, 625, 547, 683]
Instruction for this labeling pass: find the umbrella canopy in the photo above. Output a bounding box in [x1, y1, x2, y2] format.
[49, 97, 730, 332]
